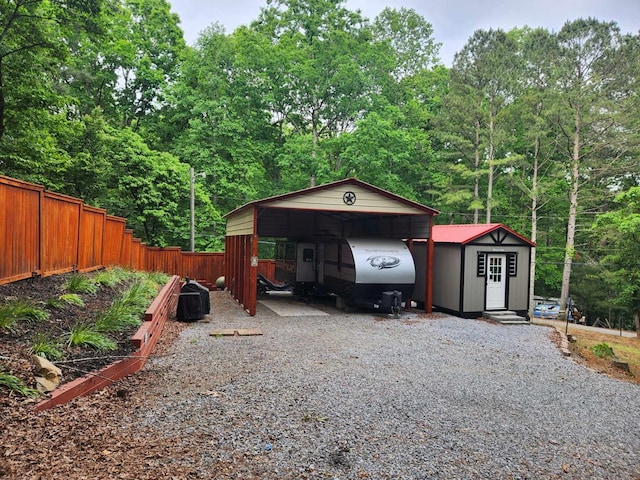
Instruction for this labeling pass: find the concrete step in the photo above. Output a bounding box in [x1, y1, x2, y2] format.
[483, 310, 529, 325]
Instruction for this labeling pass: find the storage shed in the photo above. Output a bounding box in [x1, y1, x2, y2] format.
[223, 178, 438, 315]
[412, 223, 534, 318]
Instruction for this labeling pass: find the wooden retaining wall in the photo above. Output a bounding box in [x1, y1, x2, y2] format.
[34, 275, 181, 411]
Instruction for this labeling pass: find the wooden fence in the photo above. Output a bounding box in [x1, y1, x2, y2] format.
[0, 175, 274, 286]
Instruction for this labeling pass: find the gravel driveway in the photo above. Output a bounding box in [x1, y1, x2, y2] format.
[134, 291, 640, 479]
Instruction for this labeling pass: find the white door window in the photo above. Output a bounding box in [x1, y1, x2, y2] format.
[485, 254, 506, 309]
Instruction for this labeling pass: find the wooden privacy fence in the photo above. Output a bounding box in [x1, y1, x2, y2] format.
[0, 175, 276, 286]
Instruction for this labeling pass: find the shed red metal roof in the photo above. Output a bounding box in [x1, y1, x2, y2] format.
[431, 223, 535, 246]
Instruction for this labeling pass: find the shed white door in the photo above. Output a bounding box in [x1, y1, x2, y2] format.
[486, 254, 506, 309]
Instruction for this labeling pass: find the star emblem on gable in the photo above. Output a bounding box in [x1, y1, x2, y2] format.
[343, 191, 356, 205]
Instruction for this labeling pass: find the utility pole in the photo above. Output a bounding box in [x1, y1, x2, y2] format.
[190, 167, 206, 252]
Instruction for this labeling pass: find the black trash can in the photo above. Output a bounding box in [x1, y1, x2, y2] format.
[176, 278, 210, 321]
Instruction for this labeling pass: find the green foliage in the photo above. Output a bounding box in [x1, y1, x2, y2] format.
[94, 273, 162, 333]
[60, 293, 85, 307]
[30, 334, 64, 361]
[67, 324, 117, 351]
[0, 370, 40, 398]
[94, 268, 129, 288]
[64, 274, 98, 294]
[591, 343, 615, 359]
[591, 186, 640, 328]
[1, 0, 639, 325]
[46, 293, 84, 308]
[0, 300, 50, 331]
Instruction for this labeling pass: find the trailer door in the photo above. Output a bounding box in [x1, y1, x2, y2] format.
[296, 243, 316, 283]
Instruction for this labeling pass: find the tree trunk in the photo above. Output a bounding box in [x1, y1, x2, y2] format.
[560, 110, 581, 314]
[0, 61, 4, 141]
[473, 117, 480, 224]
[486, 109, 495, 224]
[528, 137, 540, 319]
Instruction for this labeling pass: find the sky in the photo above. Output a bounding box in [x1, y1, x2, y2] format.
[167, 0, 640, 66]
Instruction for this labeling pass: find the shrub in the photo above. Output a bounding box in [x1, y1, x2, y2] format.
[67, 324, 117, 351]
[0, 300, 49, 331]
[94, 268, 128, 288]
[47, 294, 85, 309]
[64, 273, 98, 294]
[591, 342, 615, 358]
[0, 370, 40, 398]
[30, 334, 63, 360]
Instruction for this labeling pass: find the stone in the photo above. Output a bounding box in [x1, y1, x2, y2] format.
[31, 355, 63, 392]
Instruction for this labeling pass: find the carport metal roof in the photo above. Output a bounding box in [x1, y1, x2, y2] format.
[223, 178, 439, 315]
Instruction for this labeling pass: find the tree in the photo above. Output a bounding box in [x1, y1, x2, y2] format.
[456, 29, 520, 223]
[592, 187, 640, 336]
[161, 24, 278, 213]
[505, 27, 564, 315]
[338, 103, 432, 198]
[551, 19, 640, 314]
[117, 0, 185, 130]
[99, 125, 220, 249]
[370, 7, 440, 80]
[250, 0, 378, 165]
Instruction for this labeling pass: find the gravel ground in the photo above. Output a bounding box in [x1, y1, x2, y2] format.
[133, 291, 640, 479]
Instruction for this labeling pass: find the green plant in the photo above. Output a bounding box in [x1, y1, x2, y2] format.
[47, 293, 85, 309]
[59, 293, 84, 307]
[0, 371, 40, 398]
[30, 334, 63, 360]
[67, 324, 117, 351]
[94, 268, 128, 288]
[144, 271, 170, 287]
[95, 276, 161, 333]
[591, 342, 615, 359]
[0, 303, 19, 331]
[46, 297, 65, 309]
[0, 300, 49, 331]
[95, 300, 141, 333]
[64, 273, 98, 294]
[120, 280, 155, 309]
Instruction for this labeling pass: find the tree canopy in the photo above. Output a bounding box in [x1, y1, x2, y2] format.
[1, 0, 639, 329]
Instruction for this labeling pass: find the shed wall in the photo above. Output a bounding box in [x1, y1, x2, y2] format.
[432, 244, 461, 311]
[461, 245, 487, 313]
[507, 245, 532, 311]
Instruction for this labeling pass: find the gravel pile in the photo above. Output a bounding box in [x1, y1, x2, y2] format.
[134, 292, 640, 479]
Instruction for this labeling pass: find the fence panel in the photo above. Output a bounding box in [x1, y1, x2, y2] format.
[78, 205, 106, 272]
[103, 216, 127, 266]
[132, 238, 145, 270]
[41, 191, 82, 276]
[122, 229, 134, 268]
[0, 176, 43, 284]
[1, 175, 279, 291]
[258, 259, 275, 279]
[146, 247, 182, 275]
[180, 252, 224, 283]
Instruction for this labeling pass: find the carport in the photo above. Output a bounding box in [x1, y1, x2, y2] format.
[223, 178, 438, 315]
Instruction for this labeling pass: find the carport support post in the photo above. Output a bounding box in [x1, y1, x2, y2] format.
[248, 234, 259, 316]
[426, 235, 434, 313]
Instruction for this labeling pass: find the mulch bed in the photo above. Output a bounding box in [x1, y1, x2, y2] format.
[0, 273, 140, 395]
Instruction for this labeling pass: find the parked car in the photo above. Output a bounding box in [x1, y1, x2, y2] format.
[533, 303, 560, 319]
